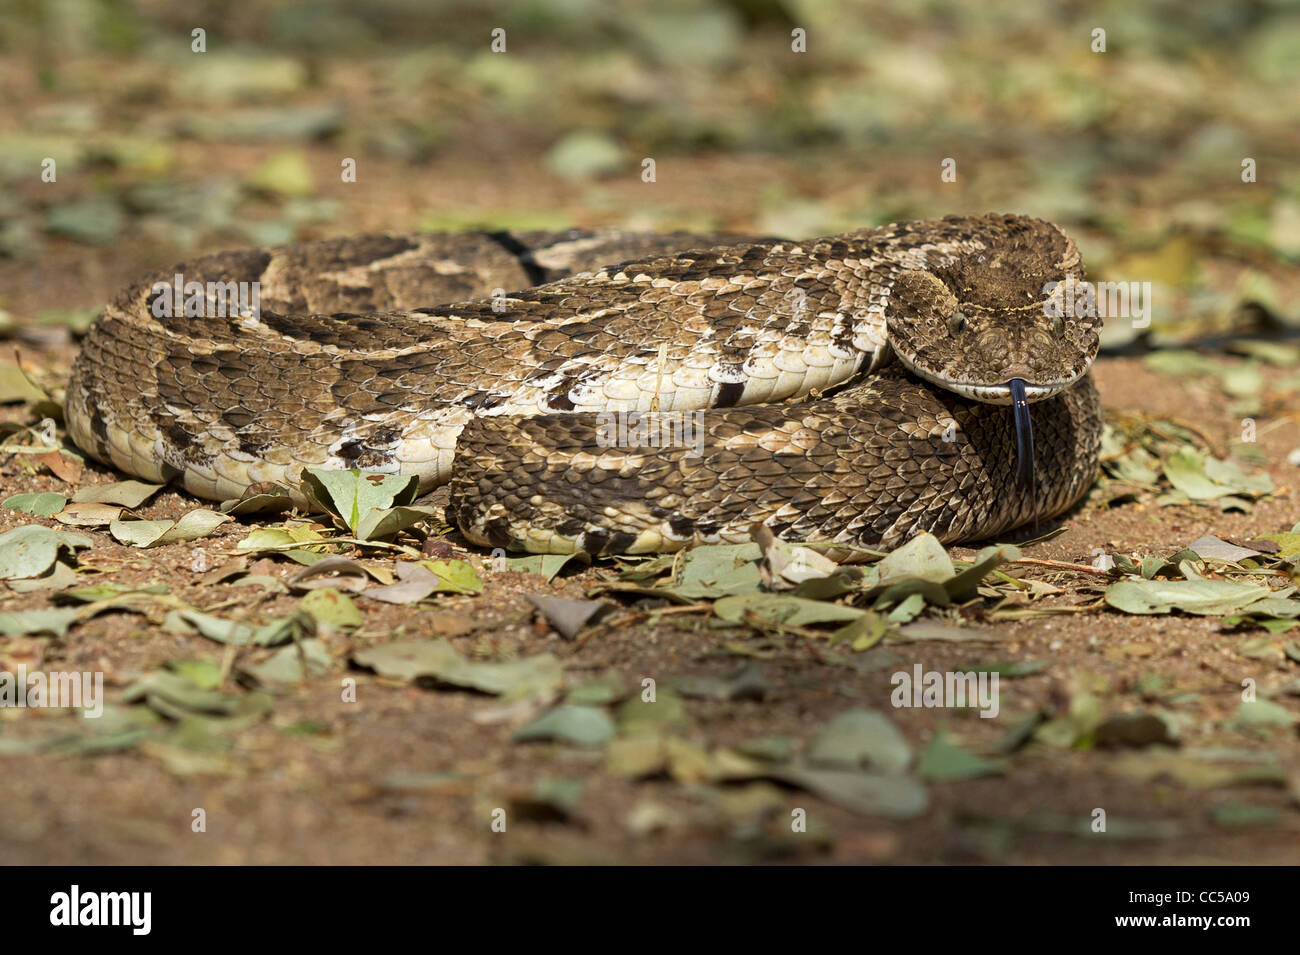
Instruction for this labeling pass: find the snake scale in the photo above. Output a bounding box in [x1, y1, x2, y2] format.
[66, 213, 1103, 557]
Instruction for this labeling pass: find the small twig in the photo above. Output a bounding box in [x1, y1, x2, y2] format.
[220, 536, 422, 558]
[1007, 557, 1113, 575]
[218, 642, 239, 688]
[1143, 414, 1221, 455]
[575, 602, 713, 647]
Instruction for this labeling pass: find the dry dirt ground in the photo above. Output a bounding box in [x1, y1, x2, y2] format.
[2, 151, 1299, 866]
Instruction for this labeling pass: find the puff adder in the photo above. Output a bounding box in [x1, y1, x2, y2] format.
[66, 214, 1103, 557]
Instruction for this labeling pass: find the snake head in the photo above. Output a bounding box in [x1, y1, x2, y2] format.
[882, 214, 1099, 406]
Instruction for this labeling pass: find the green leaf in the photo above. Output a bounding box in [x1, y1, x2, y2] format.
[71, 480, 164, 508]
[422, 559, 482, 595]
[109, 508, 230, 547]
[829, 611, 890, 651]
[301, 469, 419, 536]
[246, 149, 315, 197]
[0, 525, 93, 579]
[65, 582, 169, 602]
[239, 639, 332, 685]
[353, 504, 439, 541]
[1105, 577, 1277, 616]
[0, 607, 81, 637]
[170, 660, 224, 690]
[766, 767, 929, 818]
[876, 532, 954, 584]
[672, 663, 770, 702]
[124, 670, 272, 721]
[667, 542, 764, 598]
[1227, 700, 1296, 730]
[886, 592, 926, 623]
[944, 545, 1020, 600]
[712, 593, 864, 629]
[0, 364, 47, 403]
[236, 525, 328, 564]
[1261, 531, 1300, 560]
[544, 130, 626, 182]
[352, 640, 562, 699]
[2, 492, 67, 516]
[808, 709, 912, 773]
[1210, 804, 1282, 828]
[960, 660, 1049, 678]
[500, 552, 585, 581]
[616, 691, 688, 737]
[1034, 691, 1102, 748]
[916, 732, 1006, 781]
[512, 705, 616, 745]
[166, 609, 310, 647]
[1163, 448, 1272, 500]
[566, 673, 630, 705]
[6, 559, 78, 593]
[299, 588, 363, 628]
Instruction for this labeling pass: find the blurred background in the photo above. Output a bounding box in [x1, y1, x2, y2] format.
[0, 0, 1298, 347]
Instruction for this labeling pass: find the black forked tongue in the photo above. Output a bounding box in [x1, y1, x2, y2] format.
[1009, 377, 1035, 497]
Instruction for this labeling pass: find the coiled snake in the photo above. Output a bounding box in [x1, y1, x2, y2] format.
[66, 214, 1102, 557]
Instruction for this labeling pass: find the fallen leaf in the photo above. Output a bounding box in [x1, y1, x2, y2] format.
[2, 492, 67, 516]
[363, 563, 442, 603]
[808, 709, 912, 773]
[299, 588, 363, 628]
[712, 593, 863, 629]
[301, 468, 419, 537]
[1106, 576, 1280, 615]
[239, 639, 332, 685]
[0, 607, 82, 636]
[109, 509, 230, 547]
[500, 552, 586, 581]
[512, 705, 615, 745]
[671, 663, 770, 702]
[420, 559, 482, 595]
[526, 594, 611, 640]
[767, 766, 929, 818]
[72, 480, 164, 508]
[1188, 534, 1263, 563]
[916, 732, 1005, 781]
[0, 525, 92, 579]
[55, 501, 124, 526]
[352, 640, 562, 699]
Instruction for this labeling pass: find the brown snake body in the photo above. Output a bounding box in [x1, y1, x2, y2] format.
[66, 214, 1102, 556]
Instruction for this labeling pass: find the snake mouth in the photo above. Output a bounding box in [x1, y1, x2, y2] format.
[1009, 377, 1035, 493]
[945, 379, 1062, 404]
[890, 350, 1071, 405]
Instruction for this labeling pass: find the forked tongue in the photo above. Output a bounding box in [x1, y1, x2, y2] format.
[1009, 378, 1035, 503]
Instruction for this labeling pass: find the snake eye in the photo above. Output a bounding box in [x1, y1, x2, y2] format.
[947, 312, 967, 335]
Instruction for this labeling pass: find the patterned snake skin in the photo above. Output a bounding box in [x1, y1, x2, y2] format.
[66, 214, 1103, 556]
